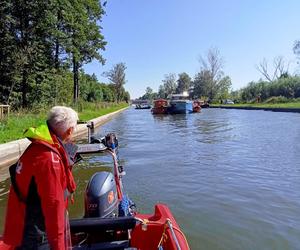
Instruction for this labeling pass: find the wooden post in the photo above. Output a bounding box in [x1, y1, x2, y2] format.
[0, 105, 10, 120]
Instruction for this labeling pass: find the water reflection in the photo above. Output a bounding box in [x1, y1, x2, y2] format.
[96, 108, 300, 250]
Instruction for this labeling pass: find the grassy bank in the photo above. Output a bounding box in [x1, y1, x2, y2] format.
[212, 102, 300, 108]
[0, 102, 128, 144]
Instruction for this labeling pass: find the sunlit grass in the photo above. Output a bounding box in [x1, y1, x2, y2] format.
[78, 102, 128, 121]
[0, 113, 46, 143]
[0, 102, 129, 144]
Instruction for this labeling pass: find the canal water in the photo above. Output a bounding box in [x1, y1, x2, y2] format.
[1, 107, 300, 249]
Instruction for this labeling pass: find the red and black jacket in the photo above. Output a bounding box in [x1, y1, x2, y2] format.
[2, 125, 76, 250]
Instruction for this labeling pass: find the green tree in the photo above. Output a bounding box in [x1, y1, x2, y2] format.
[162, 73, 177, 97]
[0, 0, 17, 104]
[0, 0, 115, 108]
[65, 0, 106, 103]
[0, 0, 55, 107]
[215, 76, 232, 100]
[80, 73, 103, 102]
[141, 87, 153, 100]
[192, 70, 211, 98]
[103, 63, 127, 102]
[176, 72, 191, 94]
[158, 84, 166, 98]
[100, 83, 115, 102]
[197, 47, 231, 101]
[123, 91, 130, 103]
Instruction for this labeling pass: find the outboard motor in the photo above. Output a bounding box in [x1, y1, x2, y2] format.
[84, 171, 119, 218]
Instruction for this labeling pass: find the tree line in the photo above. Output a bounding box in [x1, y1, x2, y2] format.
[0, 0, 129, 109]
[234, 76, 300, 103]
[140, 48, 232, 102]
[140, 44, 300, 104]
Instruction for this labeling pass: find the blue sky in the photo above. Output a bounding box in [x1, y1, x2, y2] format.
[84, 0, 300, 99]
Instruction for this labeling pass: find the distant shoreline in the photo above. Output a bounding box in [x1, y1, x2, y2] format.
[210, 105, 300, 113]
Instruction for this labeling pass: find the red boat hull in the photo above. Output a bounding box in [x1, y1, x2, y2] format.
[1, 204, 190, 250]
[131, 204, 190, 250]
[151, 107, 168, 114]
[152, 99, 168, 114]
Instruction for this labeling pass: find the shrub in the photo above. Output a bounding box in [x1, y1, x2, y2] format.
[264, 96, 289, 103]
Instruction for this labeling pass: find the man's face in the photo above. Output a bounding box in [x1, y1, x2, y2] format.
[62, 127, 74, 143]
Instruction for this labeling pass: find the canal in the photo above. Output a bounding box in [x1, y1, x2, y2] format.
[1, 107, 300, 249]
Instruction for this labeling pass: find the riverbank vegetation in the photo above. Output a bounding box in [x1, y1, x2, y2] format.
[232, 76, 300, 104]
[139, 43, 300, 108]
[0, 0, 131, 144]
[0, 102, 128, 144]
[0, 0, 130, 110]
[212, 101, 300, 109]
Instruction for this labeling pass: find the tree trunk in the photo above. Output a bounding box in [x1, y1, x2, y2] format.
[55, 39, 59, 69]
[54, 10, 61, 70]
[22, 70, 28, 108]
[73, 54, 79, 103]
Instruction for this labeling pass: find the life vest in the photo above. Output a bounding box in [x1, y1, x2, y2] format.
[23, 124, 76, 195]
[4, 124, 76, 249]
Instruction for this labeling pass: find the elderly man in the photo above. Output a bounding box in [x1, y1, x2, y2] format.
[2, 106, 78, 250]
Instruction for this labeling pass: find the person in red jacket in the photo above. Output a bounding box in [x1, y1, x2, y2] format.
[2, 106, 78, 250]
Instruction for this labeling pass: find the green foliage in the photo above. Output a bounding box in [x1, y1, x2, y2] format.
[176, 72, 191, 94]
[0, 102, 128, 143]
[0, 0, 126, 109]
[191, 48, 232, 101]
[140, 87, 157, 100]
[192, 70, 212, 98]
[265, 96, 289, 104]
[158, 84, 167, 99]
[239, 76, 300, 103]
[80, 73, 103, 102]
[158, 73, 177, 98]
[102, 84, 116, 102]
[29, 70, 74, 107]
[66, 0, 107, 103]
[103, 63, 127, 102]
[123, 91, 131, 103]
[222, 101, 300, 109]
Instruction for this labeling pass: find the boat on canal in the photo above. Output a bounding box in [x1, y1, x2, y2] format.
[151, 99, 168, 114]
[71, 127, 189, 249]
[0, 125, 190, 249]
[135, 103, 151, 109]
[167, 93, 193, 114]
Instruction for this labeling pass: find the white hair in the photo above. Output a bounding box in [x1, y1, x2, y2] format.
[47, 106, 79, 136]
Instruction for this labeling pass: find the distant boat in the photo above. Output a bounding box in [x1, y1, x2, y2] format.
[135, 104, 151, 109]
[151, 99, 168, 114]
[167, 93, 193, 114]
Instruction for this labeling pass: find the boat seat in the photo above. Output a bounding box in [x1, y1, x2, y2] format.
[70, 216, 136, 233]
[72, 240, 131, 250]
